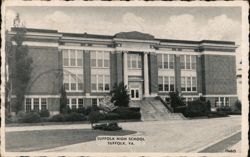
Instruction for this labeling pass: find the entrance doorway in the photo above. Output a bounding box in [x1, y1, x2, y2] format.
[130, 88, 140, 100]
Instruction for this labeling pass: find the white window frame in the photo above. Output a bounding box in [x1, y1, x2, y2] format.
[181, 76, 197, 92]
[63, 49, 83, 67]
[67, 97, 85, 109]
[180, 55, 197, 70]
[157, 54, 175, 69]
[216, 97, 230, 107]
[128, 53, 142, 69]
[91, 74, 110, 92]
[91, 51, 110, 68]
[64, 72, 83, 92]
[158, 76, 175, 92]
[25, 98, 48, 111]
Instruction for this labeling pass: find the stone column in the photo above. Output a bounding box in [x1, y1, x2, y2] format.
[149, 52, 158, 94]
[84, 50, 91, 95]
[144, 52, 149, 96]
[123, 51, 128, 86]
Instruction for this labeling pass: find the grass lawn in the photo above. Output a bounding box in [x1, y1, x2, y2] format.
[6, 129, 136, 152]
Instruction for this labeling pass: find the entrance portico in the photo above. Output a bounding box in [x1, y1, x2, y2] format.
[123, 51, 150, 100]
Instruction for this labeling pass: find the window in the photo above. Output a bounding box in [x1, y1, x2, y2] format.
[91, 75, 110, 92]
[92, 98, 98, 106]
[33, 98, 40, 111]
[91, 75, 97, 91]
[63, 49, 83, 67]
[78, 98, 84, 108]
[25, 98, 48, 111]
[128, 54, 142, 69]
[41, 98, 47, 110]
[25, 98, 32, 111]
[158, 76, 175, 92]
[64, 72, 83, 92]
[71, 98, 77, 109]
[157, 54, 175, 69]
[181, 77, 197, 92]
[158, 76, 163, 91]
[64, 74, 69, 90]
[180, 55, 196, 70]
[215, 97, 230, 107]
[91, 51, 110, 68]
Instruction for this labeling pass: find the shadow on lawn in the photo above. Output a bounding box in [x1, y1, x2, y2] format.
[6, 129, 137, 152]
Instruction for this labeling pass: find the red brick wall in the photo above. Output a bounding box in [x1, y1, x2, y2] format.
[26, 46, 62, 95]
[201, 54, 237, 95]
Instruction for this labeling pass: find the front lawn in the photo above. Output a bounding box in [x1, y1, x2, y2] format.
[6, 129, 136, 152]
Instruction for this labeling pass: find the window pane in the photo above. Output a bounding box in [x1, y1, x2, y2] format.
[186, 55, 191, 69]
[164, 76, 169, 91]
[67, 99, 70, 104]
[164, 55, 168, 69]
[169, 54, 174, 69]
[191, 56, 196, 70]
[98, 75, 104, 91]
[170, 77, 175, 91]
[34, 98, 39, 105]
[215, 98, 219, 107]
[63, 50, 69, 66]
[26, 104, 31, 111]
[91, 75, 97, 91]
[70, 50, 76, 66]
[158, 76, 163, 91]
[25, 98, 31, 105]
[157, 54, 163, 69]
[92, 98, 98, 106]
[78, 98, 83, 105]
[180, 55, 185, 69]
[77, 74, 83, 90]
[71, 105, 77, 109]
[105, 75, 110, 91]
[97, 52, 103, 67]
[34, 104, 39, 111]
[41, 98, 47, 105]
[71, 74, 76, 90]
[71, 98, 77, 104]
[192, 77, 197, 91]
[187, 77, 191, 91]
[77, 50, 83, 66]
[132, 56, 137, 68]
[91, 52, 96, 67]
[41, 105, 47, 111]
[181, 77, 186, 91]
[138, 55, 142, 68]
[225, 98, 229, 106]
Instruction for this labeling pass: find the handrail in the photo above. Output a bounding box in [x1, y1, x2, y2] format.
[155, 96, 174, 113]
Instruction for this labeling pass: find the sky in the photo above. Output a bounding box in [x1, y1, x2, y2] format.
[5, 6, 242, 45]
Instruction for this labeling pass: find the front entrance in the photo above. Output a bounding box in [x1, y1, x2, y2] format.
[130, 88, 140, 100]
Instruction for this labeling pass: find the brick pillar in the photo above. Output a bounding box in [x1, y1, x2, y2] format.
[110, 52, 117, 89]
[196, 55, 203, 95]
[175, 54, 181, 93]
[116, 52, 123, 84]
[149, 52, 158, 94]
[58, 49, 63, 91]
[84, 50, 91, 94]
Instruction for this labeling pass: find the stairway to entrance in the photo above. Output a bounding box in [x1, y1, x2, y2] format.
[130, 99, 185, 121]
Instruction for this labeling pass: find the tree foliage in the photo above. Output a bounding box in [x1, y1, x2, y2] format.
[12, 27, 33, 113]
[169, 91, 185, 109]
[60, 86, 69, 114]
[110, 82, 130, 107]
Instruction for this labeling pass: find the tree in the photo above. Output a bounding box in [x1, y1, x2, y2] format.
[110, 82, 130, 107]
[59, 86, 69, 114]
[234, 99, 241, 111]
[12, 27, 33, 113]
[169, 91, 185, 110]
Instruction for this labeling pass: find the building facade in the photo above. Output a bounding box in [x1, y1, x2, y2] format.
[8, 28, 238, 115]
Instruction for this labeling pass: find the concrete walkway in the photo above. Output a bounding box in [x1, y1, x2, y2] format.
[14, 115, 239, 153]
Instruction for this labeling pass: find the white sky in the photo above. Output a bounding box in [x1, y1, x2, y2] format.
[5, 6, 242, 65]
[5, 6, 241, 43]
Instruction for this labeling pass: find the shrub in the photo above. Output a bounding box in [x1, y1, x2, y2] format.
[93, 122, 122, 131]
[217, 106, 232, 113]
[184, 99, 209, 117]
[50, 113, 86, 122]
[18, 112, 41, 123]
[38, 109, 50, 117]
[103, 113, 120, 120]
[88, 111, 104, 128]
[169, 91, 185, 110]
[74, 106, 92, 115]
[234, 100, 242, 111]
[113, 107, 141, 120]
[208, 111, 228, 118]
[110, 82, 130, 107]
